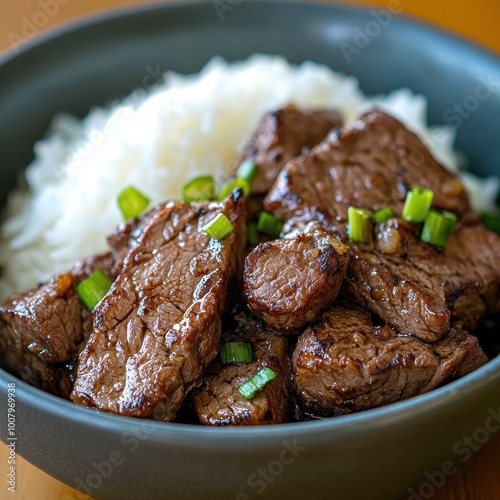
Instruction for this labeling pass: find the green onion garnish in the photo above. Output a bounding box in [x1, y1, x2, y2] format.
[117, 186, 150, 221]
[481, 213, 500, 235]
[221, 342, 253, 364]
[238, 367, 277, 400]
[347, 207, 372, 244]
[402, 187, 434, 223]
[202, 213, 234, 241]
[237, 159, 258, 184]
[421, 210, 458, 247]
[247, 221, 259, 246]
[257, 212, 283, 237]
[219, 178, 251, 200]
[182, 175, 216, 203]
[371, 207, 395, 224]
[76, 270, 112, 311]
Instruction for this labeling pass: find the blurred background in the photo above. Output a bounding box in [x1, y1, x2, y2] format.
[1, 0, 499, 55]
[0, 1, 498, 499]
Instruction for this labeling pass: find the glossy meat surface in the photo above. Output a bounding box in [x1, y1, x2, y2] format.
[0, 253, 117, 398]
[293, 300, 488, 415]
[71, 192, 247, 420]
[244, 225, 349, 333]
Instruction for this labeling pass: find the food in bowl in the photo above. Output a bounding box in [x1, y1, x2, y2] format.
[0, 55, 498, 426]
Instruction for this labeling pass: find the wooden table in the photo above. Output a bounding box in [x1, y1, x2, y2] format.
[0, 1, 499, 499]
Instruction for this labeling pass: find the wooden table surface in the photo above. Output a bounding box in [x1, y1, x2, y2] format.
[0, 1, 499, 499]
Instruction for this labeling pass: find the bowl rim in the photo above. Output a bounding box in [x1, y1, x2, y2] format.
[0, 0, 499, 443]
[2, 353, 499, 443]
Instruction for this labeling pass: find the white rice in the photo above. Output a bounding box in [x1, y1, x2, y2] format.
[0, 54, 497, 300]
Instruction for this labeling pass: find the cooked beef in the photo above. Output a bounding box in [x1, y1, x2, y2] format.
[243, 223, 349, 333]
[347, 218, 500, 339]
[292, 300, 488, 416]
[71, 191, 247, 421]
[191, 308, 293, 425]
[238, 104, 342, 216]
[432, 325, 490, 384]
[443, 222, 500, 319]
[0, 253, 117, 398]
[346, 229, 450, 341]
[10, 355, 75, 399]
[265, 110, 500, 340]
[265, 109, 469, 226]
[107, 205, 163, 266]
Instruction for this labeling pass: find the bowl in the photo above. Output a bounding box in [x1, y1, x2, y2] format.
[1, 2, 499, 499]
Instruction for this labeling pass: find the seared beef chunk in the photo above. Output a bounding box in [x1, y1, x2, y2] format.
[346, 230, 449, 341]
[442, 223, 500, 320]
[432, 324, 490, 383]
[191, 308, 293, 425]
[244, 224, 349, 333]
[107, 205, 163, 266]
[71, 192, 247, 421]
[265, 110, 500, 340]
[265, 109, 469, 225]
[0, 253, 117, 398]
[347, 218, 500, 340]
[239, 104, 342, 216]
[11, 355, 75, 398]
[292, 301, 488, 416]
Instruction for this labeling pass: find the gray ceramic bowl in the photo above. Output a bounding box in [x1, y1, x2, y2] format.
[1, 2, 499, 499]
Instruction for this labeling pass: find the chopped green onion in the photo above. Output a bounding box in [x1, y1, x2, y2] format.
[221, 342, 253, 364]
[182, 175, 216, 203]
[238, 367, 277, 400]
[117, 186, 150, 221]
[237, 159, 258, 184]
[371, 207, 395, 224]
[402, 187, 434, 223]
[257, 212, 283, 237]
[421, 210, 458, 247]
[202, 213, 234, 241]
[76, 270, 112, 311]
[347, 207, 372, 244]
[219, 178, 251, 200]
[481, 213, 500, 235]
